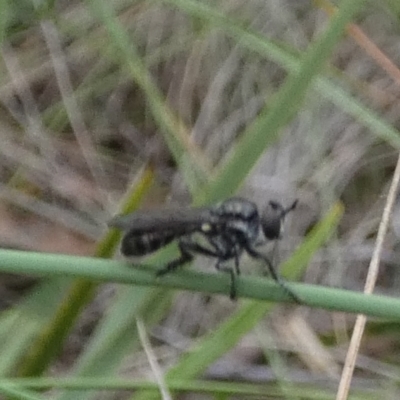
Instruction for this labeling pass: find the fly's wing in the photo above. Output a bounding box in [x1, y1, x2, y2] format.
[108, 207, 214, 234]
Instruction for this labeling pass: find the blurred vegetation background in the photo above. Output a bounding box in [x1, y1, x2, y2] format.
[0, 0, 400, 399]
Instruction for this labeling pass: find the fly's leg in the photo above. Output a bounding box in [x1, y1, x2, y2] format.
[180, 240, 238, 299]
[245, 245, 301, 303]
[156, 240, 194, 277]
[270, 240, 280, 268]
[209, 235, 241, 276]
[214, 260, 236, 300]
[157, 237, 238, 300]
[233, 246, 241, 276]
[156, 237, 223, 276]
[207, 236, 240, 299]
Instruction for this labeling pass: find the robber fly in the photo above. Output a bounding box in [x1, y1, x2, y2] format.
[109, 197, 299, 301]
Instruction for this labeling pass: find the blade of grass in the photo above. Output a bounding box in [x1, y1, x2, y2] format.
[0, 384, 44, 400]
[0, 250, 399, 321]
[0, 278, 74, 376]
[0, 315, 41, 376]
[0, 377, 379, 400]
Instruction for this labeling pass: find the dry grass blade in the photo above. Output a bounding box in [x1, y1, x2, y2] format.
[336, 152, 400, 399]
[136, 318, 172, 400]
[317, 0, 400, 85]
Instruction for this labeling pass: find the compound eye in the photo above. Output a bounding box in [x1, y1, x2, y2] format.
[262, 199, 298, 240]
[262, 202, 284, 240]
[261, 217, 281, 240]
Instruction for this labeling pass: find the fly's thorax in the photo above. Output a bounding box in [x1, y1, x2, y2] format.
[212, 197, 260, 242]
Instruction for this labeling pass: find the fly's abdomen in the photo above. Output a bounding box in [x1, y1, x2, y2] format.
[121, 230, 177, 256]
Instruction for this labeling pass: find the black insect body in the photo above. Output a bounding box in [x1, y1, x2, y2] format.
[109, 197, 299, 301]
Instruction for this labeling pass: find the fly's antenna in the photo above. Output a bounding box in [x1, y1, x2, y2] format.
[282, 199, 298, 217]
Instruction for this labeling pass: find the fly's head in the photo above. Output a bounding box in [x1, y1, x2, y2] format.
[261, 200, 298, 240]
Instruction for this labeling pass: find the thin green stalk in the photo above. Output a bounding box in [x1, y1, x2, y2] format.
[0, 248, 399, 320]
